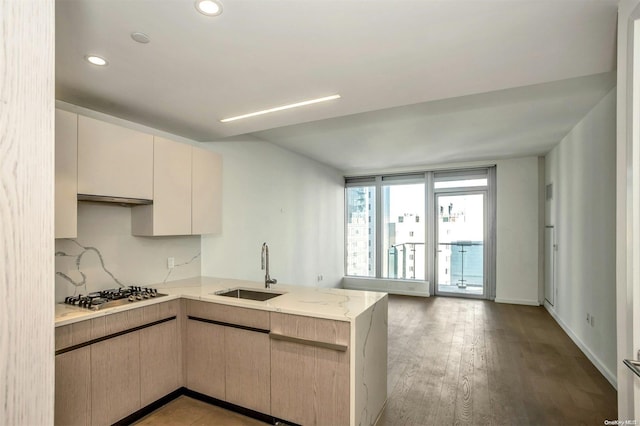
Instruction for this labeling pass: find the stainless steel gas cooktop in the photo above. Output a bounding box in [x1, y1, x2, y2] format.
[63, 286, 167, 310]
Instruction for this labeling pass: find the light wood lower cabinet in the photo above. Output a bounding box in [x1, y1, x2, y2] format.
[140, 319, 181, 406]
[91, 332, 141, 426]
[55, 347, 91, 426]
[56, 300, 357, 426]
[185, 302, 271, 415]
[55, 302, 180, 426]
[270, 313, 350, 426]
[225, 327, 270, 414]
[185, 318, 225, 399]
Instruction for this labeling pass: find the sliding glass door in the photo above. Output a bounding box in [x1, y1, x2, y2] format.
[435, 191, 486, 297]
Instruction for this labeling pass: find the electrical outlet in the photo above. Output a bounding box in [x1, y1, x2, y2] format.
[590, 315, 595, 327]
[586, 313, 590, 323]
[167, 257, 175, 269]
[317, 274, 324, 282]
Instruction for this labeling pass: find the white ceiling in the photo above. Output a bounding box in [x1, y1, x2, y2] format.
[56, 0, 619, 172]
[254, 72, 616, 173]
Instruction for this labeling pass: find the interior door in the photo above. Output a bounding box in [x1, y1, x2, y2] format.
[435, 191, 486, 298]
[544, 226, 555, 306]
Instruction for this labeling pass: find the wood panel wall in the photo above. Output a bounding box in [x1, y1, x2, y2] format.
[0, 0, 55, 424]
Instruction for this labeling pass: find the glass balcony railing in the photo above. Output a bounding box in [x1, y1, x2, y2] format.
[387, 242, 425, 280]
[437, 241, 483, 294]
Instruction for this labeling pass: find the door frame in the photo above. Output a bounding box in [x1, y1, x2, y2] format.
[434, 189, 488, 299]
[617, 0, 640, 419]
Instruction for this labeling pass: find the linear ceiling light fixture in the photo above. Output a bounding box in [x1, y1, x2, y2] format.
[220, 94, 341, 123]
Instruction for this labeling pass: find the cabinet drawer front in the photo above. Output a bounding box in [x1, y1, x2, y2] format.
[55, 319, 92, 351]
[270, 312, 350, 347]
[90, 306, 145, 339]
[187, 300, 270, 330]
[140, 300, 180, 324]
[56, 302, 178, 351]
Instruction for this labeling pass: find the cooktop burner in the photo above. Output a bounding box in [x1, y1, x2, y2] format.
[63, 286, 167, 310]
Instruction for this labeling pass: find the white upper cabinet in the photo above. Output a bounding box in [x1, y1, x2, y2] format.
[77, 115, 153, 200]
[192, 146, 222, 235]
[55, 109, 78, 239]
[132, 137, 192, 236]
[132, 141, 222, 236]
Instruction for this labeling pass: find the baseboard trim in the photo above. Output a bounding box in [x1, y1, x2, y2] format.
[543, 302, 617, 389]
[494, 298, 540, 306]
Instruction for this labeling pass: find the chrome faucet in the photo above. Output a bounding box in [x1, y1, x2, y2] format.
[261, 242, 277, 288]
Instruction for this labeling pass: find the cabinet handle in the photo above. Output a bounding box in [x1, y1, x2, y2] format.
[55, 316, 176, 356]
[187, 315, 269, 334]
[269, 332, 348, 352]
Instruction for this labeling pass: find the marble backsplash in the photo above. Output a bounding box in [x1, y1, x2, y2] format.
[55, 202, 201, 302]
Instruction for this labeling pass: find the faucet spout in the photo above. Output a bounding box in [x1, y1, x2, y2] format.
[261, 242, 277, 288]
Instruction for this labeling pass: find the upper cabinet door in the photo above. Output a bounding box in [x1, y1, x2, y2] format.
[154, 138, 191, 235]
[77, 116, 153, 200]
[192, 147, 222, 235]
[132, 136, 192, 236]
[55, 109, 78, 239]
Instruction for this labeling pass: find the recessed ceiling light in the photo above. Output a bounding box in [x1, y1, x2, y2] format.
[85, 55, 108, 66]
[195, 0, 223, 16]
[220, 95, 342, 123]
[131, 32, 150, 44]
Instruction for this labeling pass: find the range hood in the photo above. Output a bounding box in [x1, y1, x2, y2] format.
[77, 194, 153, 207]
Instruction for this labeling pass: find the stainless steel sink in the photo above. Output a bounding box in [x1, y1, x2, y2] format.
[213, 287, 285, 301]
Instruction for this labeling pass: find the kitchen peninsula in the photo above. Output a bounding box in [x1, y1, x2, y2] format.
[55, 277, 388, 426]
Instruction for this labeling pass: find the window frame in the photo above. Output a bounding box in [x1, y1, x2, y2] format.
[344, 167, 497, 300]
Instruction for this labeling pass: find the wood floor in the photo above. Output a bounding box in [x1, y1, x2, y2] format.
[377, 295, 617, 426]
[135, 295, 617, 426]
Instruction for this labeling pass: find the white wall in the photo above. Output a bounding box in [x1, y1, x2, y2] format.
[342, 156, 541, 301]
[55, 203, 201, 302]
[495, 156, 541, 305]
[545, 89, 617, 386]
[0, 1, 55, 424]
[201, 138, 344, 288]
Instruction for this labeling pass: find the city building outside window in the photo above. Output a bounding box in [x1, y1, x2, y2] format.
[345, 185, 376, 277]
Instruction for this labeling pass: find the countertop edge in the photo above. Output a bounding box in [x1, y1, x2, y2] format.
[56, 278, 387, 327]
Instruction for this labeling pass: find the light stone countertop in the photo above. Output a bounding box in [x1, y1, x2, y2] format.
[55, 276, 387, 327]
